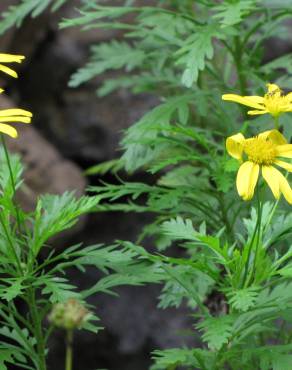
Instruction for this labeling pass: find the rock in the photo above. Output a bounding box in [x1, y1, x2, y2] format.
[0, 95, 86, 213]
[0, 1, 158, 164]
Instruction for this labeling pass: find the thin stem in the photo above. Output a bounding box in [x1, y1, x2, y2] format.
[1, 135, 23, 235]
[28, 289, 47, 370]
[218, 193, 233, 242]
[263, 172, 288, 237]
[66, 330, 73, 370]
[249, 194, 263, 285]
[274, 115, 279, 130]
[0, 211, 22, 273]
[263, 199, 279, 235]
[233, 36, 247, 96]
[242, 188, 262, 288]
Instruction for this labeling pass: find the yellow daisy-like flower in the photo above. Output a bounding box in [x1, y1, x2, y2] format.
[0, 109, 32, 138]
[226, 129, 292, 203]
[222, 83, 292, 118]
[0, 53, 25, 79]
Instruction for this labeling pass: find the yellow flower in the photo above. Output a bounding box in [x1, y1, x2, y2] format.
[0, 109, 33, 138]
[0, 53, 25, 78]
[226, 129, 292, 203]
[222, 83, 292, 118]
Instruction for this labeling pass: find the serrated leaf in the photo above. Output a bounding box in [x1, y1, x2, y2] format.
[32, 192, 99, 256]
[162, 217, 197, 241]
[213, 1, 256, 27]
[0, 278, 25, 301]
[197, 315, 234, 350]
[69, 41, 145, 87]
[41, 277, 80, 303]
[151, 348, 215, 370]
[227, 286, 259, 312]
[176, 23, 221, 87]
[0, 0, 68, 34]
[121, 95, 194, 171]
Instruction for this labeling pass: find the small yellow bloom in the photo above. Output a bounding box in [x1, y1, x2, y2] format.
[222, 83, 292, 118]
[0, 53, 25, 78]
[0, 109, 33, 138]
[226, 129, 292, 203]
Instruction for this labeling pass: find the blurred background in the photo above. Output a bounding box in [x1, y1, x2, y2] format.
[0, 1, 291, 369]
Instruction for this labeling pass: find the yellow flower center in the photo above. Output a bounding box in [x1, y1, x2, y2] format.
[264, 87, 290, 117]
[244, 137, 276, 165]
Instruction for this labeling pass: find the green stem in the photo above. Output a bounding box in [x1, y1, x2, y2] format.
[0, 210, 22, 273]
[263, 199, 279, 235]
[263, 172, 288, 238]
[274, 115, 279, 130]
[233, 36, 247, 96]
[242, 188, 262, 288]
[1, 135, 23, 235]
[218, 193, 233, 242]
[249, 193, 262, 285]
[28, 289, 47, 370]
[66, 330, 73, 370]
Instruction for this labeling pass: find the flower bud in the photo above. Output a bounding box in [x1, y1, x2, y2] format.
[48, 298, 90, 330]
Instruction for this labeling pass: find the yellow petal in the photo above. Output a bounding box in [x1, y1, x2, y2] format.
[283, 104, 292, 112]
[278, 170, 292, 204]
[0, 123, 17, 138]
[0, 109, 32, 117]
[287, 92, 292, 102]
[0, 64, 18, 78]
[274, 160, 292, 172]
[0, 54, 24, 63]
[226, 133, 245, 160]
[236, 161, 259, 200]
[258, 130, 287, 145]
[276, 145, 292, 158]
[222, 94, 264, 110]
[267, 83, 281, 94]
[0, 116, 31, 123]
[262, 166, 280, 199]
[247, 109, 268, 115]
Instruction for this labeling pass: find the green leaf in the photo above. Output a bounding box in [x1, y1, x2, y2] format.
[0, 278, 25, 301]
[31, 192, 99, 256]
[213, 1, 257, 27]
[272, 354, 292, 370]
[175, 23, 221, 87]
[69, 41, 145, 87]
[162, 216, 197, 240]
[0, 326, 36, 363]
[197, 315, 234, 351]
[0, 0, 68, 34]
[41, 277, 80, 303]
[159, 266, 214, 309]
[261, 53, 292, 75]
[277, 264, 292, 277]
[82, 266, 163, 298]
[85, 159, 123, 176]
[151, 348, 215, 370]
[121, 95, 194, 171]
[0, 148, 23, 198]
[227, 286, 259, 312]
[0, 350, 24, 370]
[60, 5, 137, 29]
